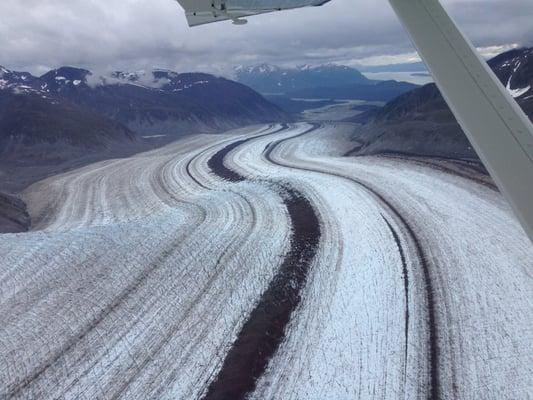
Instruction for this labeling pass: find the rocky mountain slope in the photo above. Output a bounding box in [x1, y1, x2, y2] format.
[0, 65, 287, 178]
[350, 47, 533, 160]
[0, 90, 135, 165]
[0, 192, 30, 233]
[1, 66, 287, 138]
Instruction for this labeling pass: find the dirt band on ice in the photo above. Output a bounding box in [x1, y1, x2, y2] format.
[204, 127, 321, 400]
[263, 128, 441, 399]
[5, 122, 529, 399]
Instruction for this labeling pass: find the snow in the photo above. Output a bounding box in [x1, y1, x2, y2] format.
[73, 80, 82, 86]
[54, 76, 66, 81]
[0, 123, 531, 399]
[242, 64, 280, 74]
[87, 70, 173, 89]
[503, 58, 531, 98]
[226, 124, 533, 399]
[506, 80, 531, 98]
[175, 80, 210, 91]
[258, 64, 278, 73]
[12, 85, 39, 95]
[141, 134, 167, 138]
[0, 127, 291, 398]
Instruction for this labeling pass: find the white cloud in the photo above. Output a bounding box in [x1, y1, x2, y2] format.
[0, 0, 531, 75]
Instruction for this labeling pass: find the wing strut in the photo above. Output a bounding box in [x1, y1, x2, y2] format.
[389, 0, 533, 241]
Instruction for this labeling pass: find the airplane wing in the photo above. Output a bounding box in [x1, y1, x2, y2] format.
[175, 0, 331, 26]
[390, 0, 533, 241]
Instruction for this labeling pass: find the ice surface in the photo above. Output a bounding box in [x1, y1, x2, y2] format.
[0, 123, 531, 399]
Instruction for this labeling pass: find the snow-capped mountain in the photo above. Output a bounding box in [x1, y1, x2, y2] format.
[350, 47, 533, 161]
[0, 66, 288, 166]
[234, 62, 419, 101]
[235, 63, 282, 75]
[0, 67, 41, 94]
[0, 66, 288, 130]
[40, 67, 91, 90]
[490, 47, 533, 99]
[234, 63, 372, 94]
[359, 47, 533, 124]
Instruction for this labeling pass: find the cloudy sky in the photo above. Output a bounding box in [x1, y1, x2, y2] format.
[1, 0, 532, 76]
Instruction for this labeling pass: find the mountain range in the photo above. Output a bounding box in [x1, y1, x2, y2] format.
[235, 63, 370, 94]
[0, 66, 287, 166]
[234, 63, 419, 102]
[349, 47, 533, 160]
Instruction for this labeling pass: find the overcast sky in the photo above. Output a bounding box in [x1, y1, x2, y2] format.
[1, 0, 532, 76]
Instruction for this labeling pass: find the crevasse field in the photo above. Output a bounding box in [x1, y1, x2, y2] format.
[1, 123, 532, 399]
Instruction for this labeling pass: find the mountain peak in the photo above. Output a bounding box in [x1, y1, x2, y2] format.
[236, 64, 281, 75]
[39, 67, 92, 91]
[488, 46, 533, 99]
[360, 46, 533, 125]
[41, 66, 91, 81]
[0, 68, 41, 94]
[0, 64, 288, 169]
[102, 70, 215, 91]
[298, 63, 356, 73]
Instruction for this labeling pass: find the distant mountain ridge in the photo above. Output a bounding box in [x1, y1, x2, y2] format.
[235, 63, 419, 103]
[235, 63, 371, 94]
[0, 65, 288, 166]
[1, 66, 287, 130]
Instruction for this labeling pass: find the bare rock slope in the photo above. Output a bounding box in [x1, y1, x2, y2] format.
[350, 47, 533, 160]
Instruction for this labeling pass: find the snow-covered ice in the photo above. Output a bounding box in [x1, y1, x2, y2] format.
[0, 123, 531, 399]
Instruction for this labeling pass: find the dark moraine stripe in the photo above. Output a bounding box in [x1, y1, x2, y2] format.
[382, 216, 410, 379]
[207, 124, 288, 183]
[205, 126, 321, 400]
[207, 138, 248, 183]
[263, 129, 441, 400]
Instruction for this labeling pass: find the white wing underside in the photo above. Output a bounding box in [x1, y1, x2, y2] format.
[183, 9, 268, 26]
[175, 0, 330, 26]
